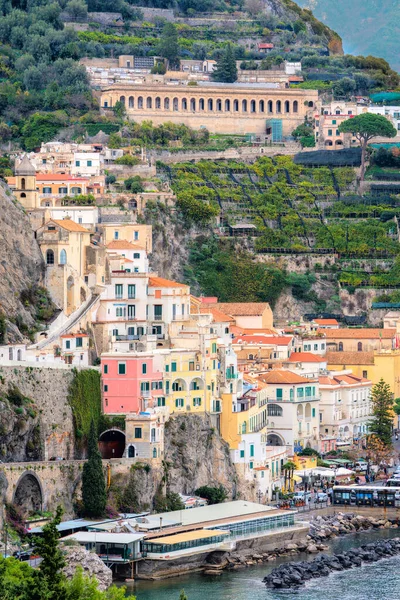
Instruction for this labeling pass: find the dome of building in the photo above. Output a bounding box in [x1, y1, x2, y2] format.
[15, 155, 36, 176]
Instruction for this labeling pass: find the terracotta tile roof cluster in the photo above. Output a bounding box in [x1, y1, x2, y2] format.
[51, 219, 90, 233]
[258, 370, 313, 385]
[233, 335, 293, 346]
[106, 240, 146, 251]
[149, 276, 189, 289]
[288, 352, 327, 363]
[325, 351, 375, 365]
[313, 319, 339, 326]
[230, 326, 277, 335]
[319, 373, 371, 386]
[199, 307, 235, 323]
[207, 302, 270, 316]
[322, 328, 395, 339]
[60, 333, 88, 338]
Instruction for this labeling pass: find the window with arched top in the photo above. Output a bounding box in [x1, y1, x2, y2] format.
[46, 249, 55, 265]
[284, 100, 290, 113]
[250, 100, 256, 113]
[276, 100, 282, 113]
[146, 97, 152, 109]
[293, 100, 298, 113]
[199, 98, 205, 111]
[216, 99, 222, 112]
[182, 98, 187, 110]
[119, 95, 125, 105]
[268, 404, 283, 417]
[357, 342, 363, 351]
[190, 98, 196, 111]
[338, 342, 343, 351]
[173, 97, 179, 111]
[152, 447, 157, 458]
[268, 100, 273, 114]
[225, 99, 230, 111]
[164, 97, 170, 110]
[208, 98, 213, 111]
[259, 100, 265, 113]
[242, 99, 247, 112]
[128, 96, 134, 108]
[60, 249, 67, 265]
[233, 99, 239, 112]
[21, 177, 26, 190]
[138, 96, 143, 109]
[155, 97, 161, 109]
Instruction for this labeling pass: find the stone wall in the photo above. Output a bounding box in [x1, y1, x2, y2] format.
[257, 253, 337, 273]
[140, 7, 174, 20]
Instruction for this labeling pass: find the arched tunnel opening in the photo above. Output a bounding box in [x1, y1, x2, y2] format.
[99, 429, 126, 459]
[13, 473, 43, 516]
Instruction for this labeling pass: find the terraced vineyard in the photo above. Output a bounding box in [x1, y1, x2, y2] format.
[162, 156, 400, 257]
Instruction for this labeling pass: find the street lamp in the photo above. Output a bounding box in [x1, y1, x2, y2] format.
[257, 489, 263, 504]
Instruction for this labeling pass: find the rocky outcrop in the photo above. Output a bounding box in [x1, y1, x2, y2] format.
[263, 538, 400, 588]
[62, 545, 113, 590]
[164, 413, 238, 498]
[308, 512, 397, 542]
[0, 185, 45, 341]
[0, 366, 75, 462]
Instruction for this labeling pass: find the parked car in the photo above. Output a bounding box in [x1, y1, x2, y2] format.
[354, 462, 368, 472]
[315, 492, 328, 502]
[293, 491, 311, 503]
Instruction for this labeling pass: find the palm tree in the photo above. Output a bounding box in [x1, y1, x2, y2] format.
[282, 461, 296, 493]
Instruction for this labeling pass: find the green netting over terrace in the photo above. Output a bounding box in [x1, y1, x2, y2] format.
[370, 92, 400, 103]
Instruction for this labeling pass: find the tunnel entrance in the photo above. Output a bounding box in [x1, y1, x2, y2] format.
[99, 429, 126, 459]
[13, 473, 43, 515]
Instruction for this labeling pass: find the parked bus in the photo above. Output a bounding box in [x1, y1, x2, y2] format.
[333, 485, 400, 507]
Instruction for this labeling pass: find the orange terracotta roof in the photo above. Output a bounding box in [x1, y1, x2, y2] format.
[233, 335, 293, 346]
[326, 351, 375, 365]
[319, 373, 371, 386]
[199, 307, 235, 323]
[288, 352, 327, 363]
[106, 240, 146, 251]
[60, 333, 89, 338]
[230, 326, 277, 335]
[313, 319, 339, 325]
[149, 276, 189, 289]
[207, 302, 270, 316]
[258, 370, 313, 385]
[322, 328, 395, 339]
[51, 219, 90, 233]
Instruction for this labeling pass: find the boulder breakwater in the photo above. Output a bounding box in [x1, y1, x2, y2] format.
[263, 537, 400, 589]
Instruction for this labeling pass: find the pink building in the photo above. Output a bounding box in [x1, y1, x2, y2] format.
[101, 352, 164, 414]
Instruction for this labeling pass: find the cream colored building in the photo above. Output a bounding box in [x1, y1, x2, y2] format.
[99, 223, 153, 253]
[100, 83, 318, 137]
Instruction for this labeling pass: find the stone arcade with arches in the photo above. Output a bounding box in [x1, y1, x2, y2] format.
[100, 83, 319, 137]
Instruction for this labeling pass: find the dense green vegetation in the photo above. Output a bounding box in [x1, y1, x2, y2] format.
[68, 369, 102, 442]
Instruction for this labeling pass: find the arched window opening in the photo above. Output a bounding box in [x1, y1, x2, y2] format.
[276, 100, 282, 113]
[338, 342, 343, 351]
[60, 249, 67, 265]
[120, 95, 125, 105]
[190, 98, 196, 111]
[225, 99, 231, 111]
[293, 100, 298, 113]
[21, 178, 26, 190]
[208, 98, 213, 111]
[199, 98, 205, 111]
[259, 100, 265, 113]
[284, 100, 290, 113]
[128, 96, 134, 108]
[138, 96, 143, 109]
[357, 342, 363, 351]
[182, 98, 187, 110]
[155, 97, 161, 109]
[146, 97, 152, 109]
[173, 97, 179, 111]
[164, 97, 170, 110]
[233, 99, 239, 112]
[268, 100, 273, 114]
[242, 99, 247, 112]
[216, 99, 222, 112]
[250, 100, 256, 113]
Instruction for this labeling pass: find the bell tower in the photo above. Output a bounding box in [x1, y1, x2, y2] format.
[14, 155, 38, 209]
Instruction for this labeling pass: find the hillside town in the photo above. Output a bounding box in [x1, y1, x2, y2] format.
[1, 0, 400, 598]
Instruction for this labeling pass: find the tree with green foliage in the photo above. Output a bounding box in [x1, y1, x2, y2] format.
[339, 113, 397, 180]
[157, 23, 179, 68]
[82, 421, 107, 518]
[34, 506, 65, 597]
[195, 485, 227, 504]
[68, 369, 102, 441]
[179, 592, 188, 600]
[65, 0, 87, 21]
[212, 44, 237, 83]
[368, 379, 394, 447]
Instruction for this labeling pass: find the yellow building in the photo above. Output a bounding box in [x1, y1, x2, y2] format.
[327, 350, 400, 400]
[164, 342, 220, 417]
[100, 223, 153, 253]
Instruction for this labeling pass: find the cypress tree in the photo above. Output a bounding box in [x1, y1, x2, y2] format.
[82, 421, 107, 517]
[212, 44, 238, 83]
[34, 505, 65, 598]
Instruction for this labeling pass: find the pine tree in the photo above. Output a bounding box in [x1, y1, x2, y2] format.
[368, 378, 394, 447]
[157, 23, 179, 69]
[34, 505, 65, 597]
[82, 421, 107, 517]
[212, 44, 238, 83]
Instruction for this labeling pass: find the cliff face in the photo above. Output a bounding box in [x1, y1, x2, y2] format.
[164, 414, 238, 497]
[0, 186, 45, 340]
[0, 366, 75, 462]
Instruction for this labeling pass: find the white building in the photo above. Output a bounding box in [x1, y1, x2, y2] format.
[368, 106, 400, 134]
[71, 152, 103, 177]
[287, 352, 327, 378]
[301, 336, 326, 355]
[257, 370, 320, 453]
[47, 206, 99, 230]
[106, 240, 149, 274]
[319, 371, 372, 445]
